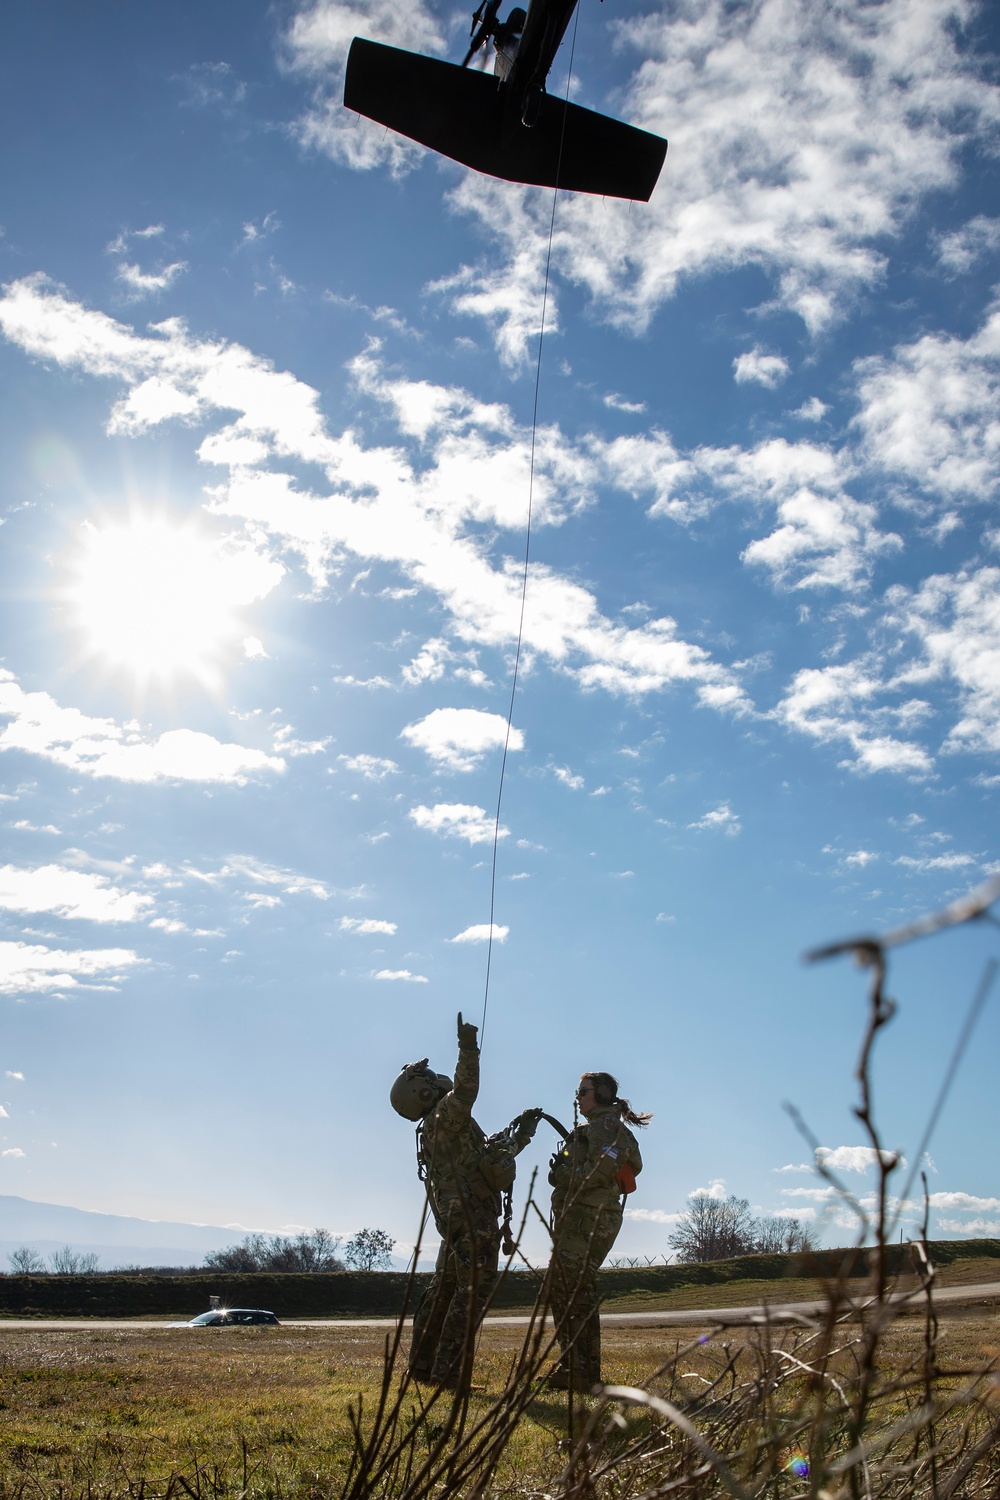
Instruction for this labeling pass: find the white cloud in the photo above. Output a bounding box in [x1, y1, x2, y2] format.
[438, 0, 1000, 357]
[938, 1216, 1000, 1234]
[373, 968, 428, 982]
[243, 636, 268, 660]
[339, 753, 399, 779]
[241, 212, 281, 246]
[116, 261, 188, 297]
[0, 669, 284, 784]
[928, 1191, 1000, 1212]
[774, 1163, 812, 1174]
[0, 278, 746, 708]
[606, 431, 896, 594]
[402, 637, 453, 685]
[0, 1106, 8, 1118]
[624, 1207, 682, 1225]
[733, 347, 790, 389]
[0, 940, 145, 995]
[774, 562, 1000, 774]
[603, 393, 647, 414]
[448, 923, 508, 944]
[689, 1178, 727, 1200]
[690, 439, 900, 593]
[401, 707, 521, 772]
[775, 659, 935, 775]
[855, 303, 1000, 504]
[149, 917, 189, 934]
[816, 1145, 901, 1173]
[409, 802, 505, 845]
[885, 568, 1000, 755]
[895, 852, 977, 872]
[5, 1071, 24, 1080]
[203, 854, 331, 899]
[550, 765, 584, 790]
[2, 1148, 25, 1159]
[178, 61, 247, 110]
[106, 225, 164, 255]
[934, 215, 1000, 274]
[272, 725, 330, 757]
[688, 802, 741, 836]
[0, 864, 153, 924]
[792, 398, 829, 422]
[780, 1185, 840, 1201]
[340, 916, 397, 934]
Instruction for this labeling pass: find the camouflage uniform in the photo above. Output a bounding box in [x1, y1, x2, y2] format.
[409, 1039, 504, 1386]
[548, 1105, 642, 1387]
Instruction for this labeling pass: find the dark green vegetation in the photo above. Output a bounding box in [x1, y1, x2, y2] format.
[1, 1240, 997, 1319]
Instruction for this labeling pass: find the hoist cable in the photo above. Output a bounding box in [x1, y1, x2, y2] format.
[480, 8, 581, 1045]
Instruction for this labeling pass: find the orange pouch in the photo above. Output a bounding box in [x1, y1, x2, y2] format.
[615, 1163, 637, 1195]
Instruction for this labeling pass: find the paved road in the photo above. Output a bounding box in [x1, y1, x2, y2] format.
[0, 1281, 996, 1332]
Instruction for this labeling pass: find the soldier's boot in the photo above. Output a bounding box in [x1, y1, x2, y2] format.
[546, 1364, 595, 1393]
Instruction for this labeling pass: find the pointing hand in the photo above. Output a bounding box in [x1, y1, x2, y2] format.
[457, 1011, 479, 1049]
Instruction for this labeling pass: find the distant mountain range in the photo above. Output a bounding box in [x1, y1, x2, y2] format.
[0, 1194, 248, 1269]
[0, 1195, 430, 1272]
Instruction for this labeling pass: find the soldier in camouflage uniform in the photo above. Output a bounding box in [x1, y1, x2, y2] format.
[390, 1013, 541, 1389]
[548, 1070, 651, 1391]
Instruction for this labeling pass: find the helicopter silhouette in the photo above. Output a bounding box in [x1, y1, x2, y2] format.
[343, 0, 667, 201]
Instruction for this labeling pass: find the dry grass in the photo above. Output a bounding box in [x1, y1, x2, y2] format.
[0, 1309, 997, 1497]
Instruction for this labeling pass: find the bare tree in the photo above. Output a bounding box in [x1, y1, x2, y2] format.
[752, 1214, 818, 1254]
[669, 1196, 816, 1262]
[344, 1227, 395, 1271]
[203, 1228, 343, 1272]
[668, 1194, 756, 1262]
[49, 1245, 100, 1274]
[8, 1245, 46, 1274]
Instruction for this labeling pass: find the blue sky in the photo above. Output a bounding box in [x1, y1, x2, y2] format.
[1, 0, 999, 1266]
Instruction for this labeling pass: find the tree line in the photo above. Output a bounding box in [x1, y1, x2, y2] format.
[7, 1201, 815, 1276]
[203, 1227, 396, 1272]
[4, 1227, 396, 1275]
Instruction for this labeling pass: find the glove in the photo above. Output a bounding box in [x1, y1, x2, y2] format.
[457, 1011, 479, 1049]
[517, 1107, 544, 1138]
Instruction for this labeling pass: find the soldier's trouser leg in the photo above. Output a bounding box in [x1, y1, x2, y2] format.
[409, 1235, 457, 1380]
[429, 1223, 500, 1386]
[550, 1205, 622, 1386]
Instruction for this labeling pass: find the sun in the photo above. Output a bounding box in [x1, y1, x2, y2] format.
[68, 512, 281, 690]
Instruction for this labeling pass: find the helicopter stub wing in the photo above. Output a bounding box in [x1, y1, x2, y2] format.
[344, 38, 667, 202]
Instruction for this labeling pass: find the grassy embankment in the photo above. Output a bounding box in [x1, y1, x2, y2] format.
[2, 1238, 997, 1320]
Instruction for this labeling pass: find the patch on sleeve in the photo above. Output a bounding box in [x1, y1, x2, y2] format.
[601, 1145, 620, 1159]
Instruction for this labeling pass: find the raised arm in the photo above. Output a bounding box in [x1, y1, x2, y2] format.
[453, 1011, 480, 1104]
[431, 1012, 481, 1136]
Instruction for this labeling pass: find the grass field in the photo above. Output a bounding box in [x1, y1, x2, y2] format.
[1, 1292, 997, 1497]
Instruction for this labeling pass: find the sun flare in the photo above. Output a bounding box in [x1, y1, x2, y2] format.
[69, 514, 280, 689]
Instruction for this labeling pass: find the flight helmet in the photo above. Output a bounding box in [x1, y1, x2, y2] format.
[390, 1058, 452, 1120]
